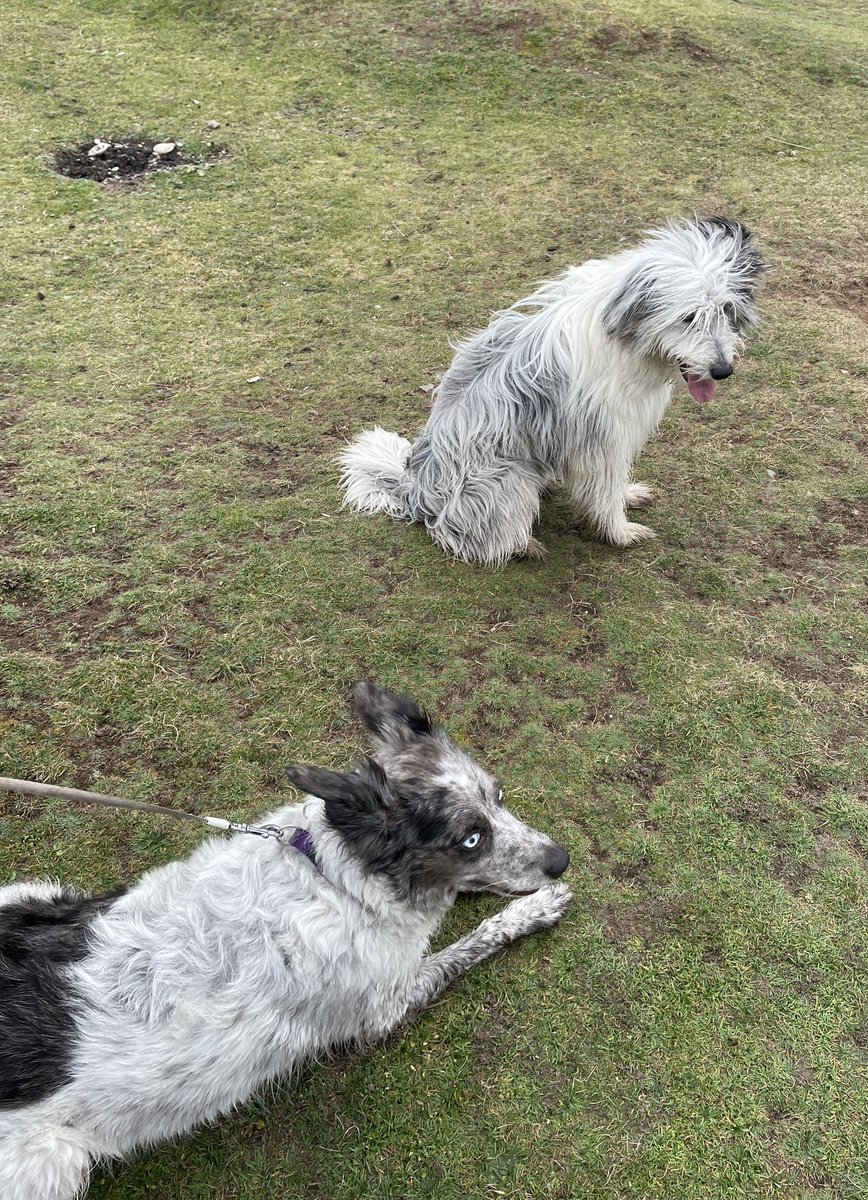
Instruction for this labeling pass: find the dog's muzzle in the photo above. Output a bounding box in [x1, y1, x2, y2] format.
[680, 366, 719, 405]
[544, 844, 570, 879]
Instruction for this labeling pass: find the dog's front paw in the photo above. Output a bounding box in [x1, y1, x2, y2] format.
[607, 520, 656, 547]
[624, 482, 655, 509]
[503, 883, 574, 937]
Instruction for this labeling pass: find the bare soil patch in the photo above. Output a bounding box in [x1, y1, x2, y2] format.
[763, 497, 867, 566]
[775, 245, 868, 325]
[589, 24, 721, 64]
[52, 138, 226, 186]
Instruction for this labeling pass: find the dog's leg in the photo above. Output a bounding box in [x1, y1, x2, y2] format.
[624, 481, 655, 509]
[405, 883, 572, 1015]
[518, 535, 547, 561]
[571, 459, 655, 547]
[424, 461, 543, 565]
[0, 1106, 93, 1200]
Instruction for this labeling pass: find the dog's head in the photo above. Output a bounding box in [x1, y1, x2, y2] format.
[285, 683, 569, 905]
[602, 216, 768, 403]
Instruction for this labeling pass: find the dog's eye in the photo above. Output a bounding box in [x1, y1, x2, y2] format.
[682, 311, 698, 326]
[461, 831, 481, 850]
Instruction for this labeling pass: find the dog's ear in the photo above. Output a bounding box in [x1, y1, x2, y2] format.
[285, 763, 370, 805]
[353, 681, 436, 747]
[601, 269, 658, 341]
[287, 758, 400, 849]
[699, 215, 769, 280]
[700, 214, 748, 242]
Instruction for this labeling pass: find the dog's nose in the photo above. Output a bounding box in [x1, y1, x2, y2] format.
[543, 844, 570, 879]
[709, 362, 733, 380]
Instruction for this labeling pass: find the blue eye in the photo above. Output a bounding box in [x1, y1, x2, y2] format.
[462, 832, 481, 850]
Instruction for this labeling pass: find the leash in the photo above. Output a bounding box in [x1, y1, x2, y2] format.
[0, 777, 289, 843]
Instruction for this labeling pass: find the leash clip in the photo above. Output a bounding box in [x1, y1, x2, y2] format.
[222, 820, 289, 842]
[205, 816, 292, 843]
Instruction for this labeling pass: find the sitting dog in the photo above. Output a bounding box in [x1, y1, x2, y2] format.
[0, 683, 571, 1200]
[340, 216, 767, 564]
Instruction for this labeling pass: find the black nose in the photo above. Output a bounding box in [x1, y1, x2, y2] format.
[709, 362, 733, 380]
[544, 844, 570, 879]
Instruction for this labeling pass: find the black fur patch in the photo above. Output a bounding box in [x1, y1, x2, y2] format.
[288, 759, 488, 901]
[601, 268, 658, 342]
[0, 886, 125, 1107]
[700, 214, 750, 241]
[700, 215, 768, 279]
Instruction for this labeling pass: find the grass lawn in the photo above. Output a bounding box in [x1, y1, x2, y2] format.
[1, 0, 866, 1196]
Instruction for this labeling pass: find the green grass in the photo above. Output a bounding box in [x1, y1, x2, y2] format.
[1, 0, 867, 1196]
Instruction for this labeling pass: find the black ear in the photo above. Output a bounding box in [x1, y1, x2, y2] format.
[285, 764, 349, 804]
[602, 269, 657, 341]
[699, 215, 769, 279]
[701, 214, 748, 241]
[287, 758, 400, 854]
[353, 681, 435, 746]
[285, 759, 389, 806]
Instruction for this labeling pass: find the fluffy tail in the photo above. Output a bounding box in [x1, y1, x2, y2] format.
[338, 427, 413, 518]
[0, 1112, 93, 1200]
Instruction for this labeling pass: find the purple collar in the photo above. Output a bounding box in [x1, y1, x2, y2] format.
[288, 827, 322, 873]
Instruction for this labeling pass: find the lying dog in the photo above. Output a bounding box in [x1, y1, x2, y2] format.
[340, 216, 767, 564]
[0, 683, 571, 1200]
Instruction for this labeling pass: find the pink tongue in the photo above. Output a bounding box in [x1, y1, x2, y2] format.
[685, 373, 716, 405]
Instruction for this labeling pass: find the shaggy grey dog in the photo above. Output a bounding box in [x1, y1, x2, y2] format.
[0, 684, 571, 1200]
[340, 216, 767, 564]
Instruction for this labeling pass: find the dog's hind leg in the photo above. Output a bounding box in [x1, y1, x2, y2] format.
[404, 884, 572, 1016]
[0, 1107, 94, 1200]
[426, 465, 543, 566]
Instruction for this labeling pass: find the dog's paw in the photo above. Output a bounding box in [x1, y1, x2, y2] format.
[520, 536, 547, 561]
[503, 883, 574, 937]
[624, 482, 655, 509]
[607, 521, 656, 547]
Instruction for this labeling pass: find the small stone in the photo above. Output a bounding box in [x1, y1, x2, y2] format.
[246, 376, 262, 383]
[88, 139, 111, 158]
[36, 291, 45, 301]
[766, 469, 776, 478]
[152, 141, 176, 156]
[205, 119, 221, 129]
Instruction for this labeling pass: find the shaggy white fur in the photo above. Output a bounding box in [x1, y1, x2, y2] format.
[340, 216, 766, 564]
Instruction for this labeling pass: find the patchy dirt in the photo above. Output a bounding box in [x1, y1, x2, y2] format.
[589, 23, 721, 64]
[0, 587, 131, 664]
[52, 138, 226, 185]
[759, 497, 868, 568]
[622, 749, 665, 801]
[581, 664, 642, 722]
[444, 0, 548, 45]
[775, 250, 868, 325]
[396, 0, 551, 53]
[599, 895, 689, 946]
[241, 440, 316, 492]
